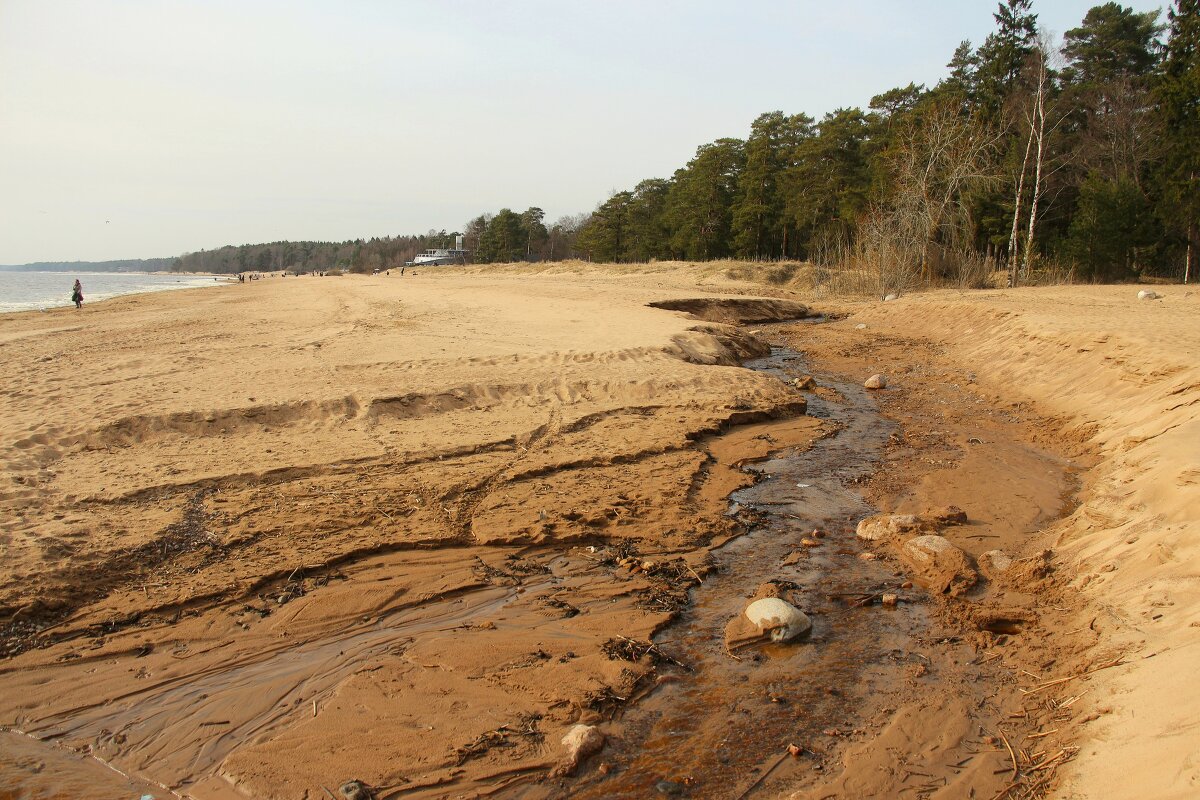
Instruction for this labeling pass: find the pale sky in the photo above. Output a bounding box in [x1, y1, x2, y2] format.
[0, 0, 1167, 263]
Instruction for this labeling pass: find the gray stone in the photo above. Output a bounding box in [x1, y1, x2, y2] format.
[979, 549, 1014, 578]
[339, 781, 371, 800]
[864, 374, 888, 390]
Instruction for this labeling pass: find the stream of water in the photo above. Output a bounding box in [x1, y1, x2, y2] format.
[565, 339, 929, 799]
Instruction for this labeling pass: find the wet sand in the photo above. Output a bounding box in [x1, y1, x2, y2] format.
[1, 270, 1196, 799]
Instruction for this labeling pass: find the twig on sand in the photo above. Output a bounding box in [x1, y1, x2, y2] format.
[1024, 728, 1057, 740]
[733, 751, 790, 800]
[990, 779, 1022, 800]
[321, 787, 337, 800]
[1021, 658, 1126, 696]
[997, 727, 1019, 780]
[1030, 748, 1076, 771]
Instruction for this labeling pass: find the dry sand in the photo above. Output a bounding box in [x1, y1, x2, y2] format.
[0, 268, 1195, 799]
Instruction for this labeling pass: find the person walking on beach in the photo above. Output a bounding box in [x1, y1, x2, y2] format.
[71, 279, 83, 309]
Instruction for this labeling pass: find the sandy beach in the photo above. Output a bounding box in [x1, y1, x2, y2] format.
[1, 267, 1196, 799]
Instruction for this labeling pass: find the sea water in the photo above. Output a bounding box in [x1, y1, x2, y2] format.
[0, 271, 225, 313]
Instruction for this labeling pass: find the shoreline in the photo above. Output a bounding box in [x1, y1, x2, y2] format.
[0, 271, 232, 316]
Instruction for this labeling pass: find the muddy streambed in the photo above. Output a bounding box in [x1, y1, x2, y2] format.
[0, 325, 1075, 800]
[562, 340, 929, 798]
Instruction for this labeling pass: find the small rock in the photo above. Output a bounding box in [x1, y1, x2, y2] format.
[858, 552, 877, 561]
[642, 560, 657, 572]
[744, 597, 812, 642]
[881, 593, 898, 607]
[338, 780, 371, 800]
[1137, 289, 1159, 300]
[787, 743, 804, 757]
[978, 549, 1014, 579]
[855, 323, 867, 329]
[800, 537, 820, 547]
[790, 375, 816, 390]
[883, 293, 898, 301]
[900, 535, 978, 596]
[864, 374, 887, 390]
[927, 505, 968, 525]
[855, 513, 921, 542]
[554, 724, 605, 776]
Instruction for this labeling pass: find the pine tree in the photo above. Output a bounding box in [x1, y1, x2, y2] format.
[976, 0, 1040, 118]
[1157, 0, 1200, 281]
[731, 112, 815, 259]
[941, 41, 980, 103]
[665, 139, 746, 260]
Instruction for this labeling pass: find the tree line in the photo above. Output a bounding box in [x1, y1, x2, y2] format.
[574, 0, 1197, 284]
[173, 1, 1196, 285]
[170, 212, 590, 274]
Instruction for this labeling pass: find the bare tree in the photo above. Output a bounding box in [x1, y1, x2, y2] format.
[1010, 36, 1073, 285]
[888, 99, 1005, 283]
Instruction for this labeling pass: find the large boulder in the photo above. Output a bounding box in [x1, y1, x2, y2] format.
[900, 535, 977, 596]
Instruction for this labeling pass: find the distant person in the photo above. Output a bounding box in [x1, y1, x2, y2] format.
[71, 279, 83, 309]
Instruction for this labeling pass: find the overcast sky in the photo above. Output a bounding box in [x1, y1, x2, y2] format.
[0, 0, 1168, 263]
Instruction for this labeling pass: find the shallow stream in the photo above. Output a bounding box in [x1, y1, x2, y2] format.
[565, 338, 929, 799]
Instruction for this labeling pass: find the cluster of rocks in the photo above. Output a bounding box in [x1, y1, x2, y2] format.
[854, 507, 1013, 596]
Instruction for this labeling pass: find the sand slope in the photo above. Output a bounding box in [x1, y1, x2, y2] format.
[848, 286, 1200, 799]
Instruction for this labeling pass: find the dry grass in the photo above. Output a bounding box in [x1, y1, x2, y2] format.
[445, 251, 1084, 298]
